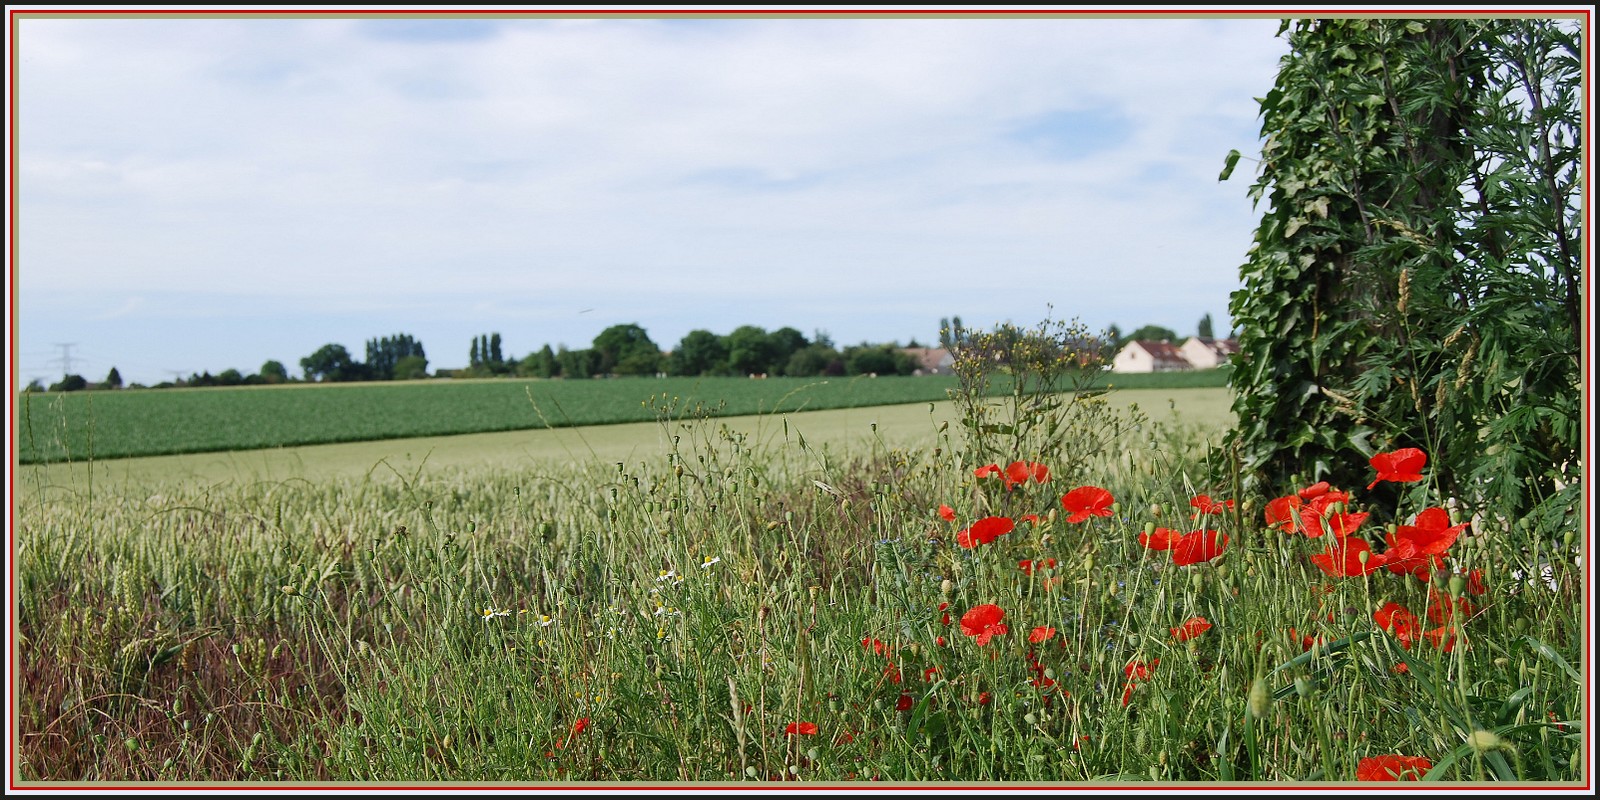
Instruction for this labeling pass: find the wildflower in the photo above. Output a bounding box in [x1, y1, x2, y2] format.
[937, 601, 951, 626]
[1020, 513, 1041, 526]
[1018, 558, 1057, 576]
[1425, 586, 1477, 625]
[1374, 602, 1422, 649]
[956, 516, 1015, 549]
[959, 604, 1009, 646]
[656, 568, 683, 584]
[1028, 626, 1057, 644]
[1309, 537, 1386, 578]
[1004, 461, 1050, 489]
[784, 722, 818, 736]
[1171, 530, 1229, 566]
[896, 694, 914, 712]
[1123, 659, 1159, 682]
[1367, 448, 1427, 490]
[1356, 754, 1432, 781]
[1138, 527, 1184, 550]
[977, 692, 993, 706]
[1060, 486, 1114, 524]
[973, 464, 1002, 480]
[938, 504, 957, 522]
[555, 717, 590, 750]
[536, 614, 556, 627]
[1189, 495, 1234, 518]
[700, 555, 722, 569]
[481, 607, 511, 621]
[1170, 616, 1212, 642]
[1299, 481, 1332, 500]
[923, 665, 940, 681]
[1382, 507, 1468, 579]
[861, 637, 889, 657]
[1264, 495, 1303, 533]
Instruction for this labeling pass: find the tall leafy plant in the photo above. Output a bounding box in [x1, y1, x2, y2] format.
[1221, 18, 1582, 534]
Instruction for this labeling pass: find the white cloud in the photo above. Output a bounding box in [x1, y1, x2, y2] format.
[17, 13, 1290, 384]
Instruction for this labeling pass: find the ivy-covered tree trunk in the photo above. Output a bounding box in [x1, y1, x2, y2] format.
[1221, 18, 1581, 533]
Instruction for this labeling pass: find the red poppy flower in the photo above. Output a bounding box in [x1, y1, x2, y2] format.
[1020, 513, 1041, 525]
[896, 694, 914, 712]
[923, 665, 940, 681]
[1309, 536, 1386, 578]
[556, 717, 590, 749]
[1170, 616, 1212, 642]
[977, 691, 992, 706]
[1288, 627, 1326, 651]
[861, 637, 889, 656]
[1004, 460, 1050, 489]
[1172, 530, 1229, 566]
[956, 515, 1015, 548]
[1121, 682, 1137, 707]
[937, 601, 951, 626]
[1464, 569, 1486, 596]
[1123, 658, 1159, 681]
[1060, 486, 1114, 523]
[1264, 495, 1303, 532]
[1383, 507, 1469, 579]
[1298, 481, 1333, 500]
[959, 604, 1009, 645]
[1138, 527, 1184, 550]
[1373, 602, 1422, 649]
[1356, 754, 1432, 781]
[1423, 625, 1458, 652]
[784, 722, 818, 736]
[1296, 491, 1365, 538]
[1018, 558, 1057, 575]
[1367, 448, 1427, 490]
[973, 464, 1002, 480]
[938, 504, 956, 522]
[1425, 586, 1478, 625]
[1029, 626, 1057, 643]
[883, 664, 903, 684]
[1189, 494, 1234, 517]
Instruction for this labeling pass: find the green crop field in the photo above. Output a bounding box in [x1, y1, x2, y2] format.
[15, 369, 1231, 464]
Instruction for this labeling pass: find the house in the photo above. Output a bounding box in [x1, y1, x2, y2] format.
[903, 347, 955, 376]
[1110, 340, 1192, 373]
[1179, 337, 1241, 369]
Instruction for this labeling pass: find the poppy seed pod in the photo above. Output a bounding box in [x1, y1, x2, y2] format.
[1248, 678, 1271, 718]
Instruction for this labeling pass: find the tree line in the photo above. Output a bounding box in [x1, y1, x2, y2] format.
[25, 314, 1223, 392]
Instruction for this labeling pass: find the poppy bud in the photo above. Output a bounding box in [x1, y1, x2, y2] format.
[1294, 676, 1312, 698]
[1448, 575, 1466, 599]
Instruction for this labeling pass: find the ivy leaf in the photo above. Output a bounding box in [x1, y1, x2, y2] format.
[1219, 149, 1242, 181]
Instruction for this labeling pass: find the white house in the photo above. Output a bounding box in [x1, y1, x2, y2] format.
[903, 347, 955, 376]
[1179, 337, 1241, 369]
[1110, 340, 1192, 373]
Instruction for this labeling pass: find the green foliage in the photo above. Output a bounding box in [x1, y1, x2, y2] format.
[1197, 314, 1214, 340]
[365, 334, 426, 381]
[947, 314, 1141, 486]
[104, 367, 123, 389]
[300, 344, 362, 383]
[48, 374, 87, 392]
[1125, 324, 1179, 344]
[591, 323, 663, 376]
[1222, 19, 1581, 532]
[725, 325, 776, 376]
[259, 360, 290, 384]
[667, 330, 730, 377]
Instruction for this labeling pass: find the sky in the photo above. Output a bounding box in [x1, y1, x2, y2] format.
[11, 9, 1295, 387]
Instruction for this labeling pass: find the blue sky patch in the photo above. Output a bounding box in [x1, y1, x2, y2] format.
[1005, 107, 1131, 160]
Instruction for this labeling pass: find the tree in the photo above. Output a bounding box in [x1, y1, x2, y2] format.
[667, 330, 728, 376]
[301, 344, 360, 382]
[260, 360, 289, 384]
[393, 355, 429, 380]
[366, 334, 425, 381]
[489, 333, 503, 366]
[49, 374, 87, 392]
[1197, 313, 1214, 340]
[103, 366, 123, 389]
[1221, 18, 1581, 530]
[217, 368, 244, 386]
[726, 325, 776, 376]
[555, 346, 596, 379]
[784, 343, 841, 377]
[592, 323, 662, 376]
[1125, 324, 1179, 344]
[767, 327, 809, 375]
[470, 337, 481, 368]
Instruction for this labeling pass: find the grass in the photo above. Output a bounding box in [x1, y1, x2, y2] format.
[16, 369, 1232, 464]
[12, 382, 1583, 785]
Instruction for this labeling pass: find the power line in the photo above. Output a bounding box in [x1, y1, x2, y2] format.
[49, 342, 79, 375]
